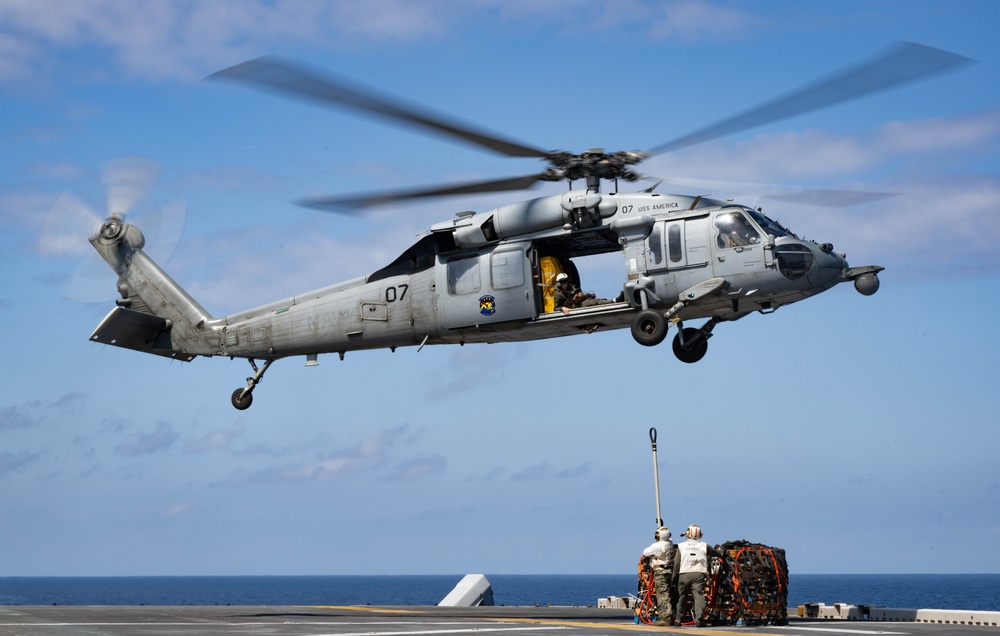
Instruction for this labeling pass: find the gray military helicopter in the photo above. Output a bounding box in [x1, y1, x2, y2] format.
[87, 43, 968, 409]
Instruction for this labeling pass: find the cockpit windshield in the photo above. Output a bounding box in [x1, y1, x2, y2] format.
[747, 208, 795, 239]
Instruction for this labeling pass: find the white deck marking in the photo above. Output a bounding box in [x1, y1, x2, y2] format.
[776, 627, 909, 635]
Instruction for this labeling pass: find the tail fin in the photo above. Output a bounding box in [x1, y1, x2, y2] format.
[88, 216, 213, 360]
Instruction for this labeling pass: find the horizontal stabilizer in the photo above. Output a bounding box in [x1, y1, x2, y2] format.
[90, 306, 195, 361]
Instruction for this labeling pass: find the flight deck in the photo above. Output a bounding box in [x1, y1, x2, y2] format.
[1, 605, 996, 636]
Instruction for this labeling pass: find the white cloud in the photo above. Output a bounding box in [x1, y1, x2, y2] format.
[384, 454, 447, 481]
[0, 451, 40, 478]
[230, 423, 415, 483]
[0, 1, 466, 81]
[510, 461, 591, 481]
[0, 405, 38, 430]
[645, 0, 762, 40]
[424, 345, 519, 400]
[481, 0, 761, 40]
[0, 0, 769, 83]
[878, 110, 1000, 155]
[114, 421, 179, 456]
[175, 164, 288, 197]
[464, 466, 506, 482]
[183, 422, 246, 453]
[159, 501, 194, 518]
[647, 109, 1000, 184]
[0, 28, 33, 81]
[0, 393, 90, 431]
[835, 173, 1000, 274]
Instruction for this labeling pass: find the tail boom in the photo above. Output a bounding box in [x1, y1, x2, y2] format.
[89, 217, 214, 360]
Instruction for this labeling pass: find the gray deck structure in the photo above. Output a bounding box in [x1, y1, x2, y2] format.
[1, 605, 996, 636]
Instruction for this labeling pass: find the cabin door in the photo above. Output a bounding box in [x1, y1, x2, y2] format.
[438, 243, 536, 329]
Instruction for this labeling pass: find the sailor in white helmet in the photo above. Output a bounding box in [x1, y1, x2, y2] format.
[552, 272, 612, 315]
[671, 524, 724, 627]
[641, 526, 675, 626]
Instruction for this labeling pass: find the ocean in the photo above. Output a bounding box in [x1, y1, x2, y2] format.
[1, 574, 998, 609]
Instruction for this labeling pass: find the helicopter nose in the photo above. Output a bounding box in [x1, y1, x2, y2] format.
[815, 243, 847, 268]
[806, 243, 848, 288]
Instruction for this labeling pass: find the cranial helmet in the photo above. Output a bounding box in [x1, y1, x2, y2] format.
[656, 526, 671, 541]
[685, 524, 702, 540]
[556, 273, 569, 282]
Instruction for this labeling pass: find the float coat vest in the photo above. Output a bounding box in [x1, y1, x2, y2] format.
[677, 539, 709, 574]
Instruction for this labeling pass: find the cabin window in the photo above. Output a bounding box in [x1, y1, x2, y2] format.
[667, 224, 683, 263]
[491, 250, 525, 290]
[648, 224, 663, 265]
[447, 256, 481, 295]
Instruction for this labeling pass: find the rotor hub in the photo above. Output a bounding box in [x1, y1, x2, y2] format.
[543, 149, 646, 184]
[100, 214, 125, 240]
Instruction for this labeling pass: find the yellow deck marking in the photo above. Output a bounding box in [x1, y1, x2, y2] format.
[308, 608, 785, 636]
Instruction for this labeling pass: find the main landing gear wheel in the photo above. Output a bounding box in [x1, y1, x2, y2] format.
[631, 310, 667, 347]
[231, 388, 253, 410]
[672, 327, 708, 363]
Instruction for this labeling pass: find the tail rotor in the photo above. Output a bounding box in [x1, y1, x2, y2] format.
[39, 156, 186, 303]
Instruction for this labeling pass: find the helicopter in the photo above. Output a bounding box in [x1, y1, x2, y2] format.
[86, 42, 968, 410]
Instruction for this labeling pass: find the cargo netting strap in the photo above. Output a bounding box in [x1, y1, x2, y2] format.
[635, 556, 657, 625]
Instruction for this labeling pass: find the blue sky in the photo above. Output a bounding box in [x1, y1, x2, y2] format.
[1, 0, 999, 577]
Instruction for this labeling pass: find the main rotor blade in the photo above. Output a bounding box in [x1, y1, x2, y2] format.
[647, 42, 972, 156]
[639, 174, 896, 208]
[297, 174, 547, 212]
[209, 57, 548, 159]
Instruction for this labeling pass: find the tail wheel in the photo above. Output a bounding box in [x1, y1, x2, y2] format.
[231, 389, 253, 410]
[672, 327, 708, 363]
[631, 310, 667, 347]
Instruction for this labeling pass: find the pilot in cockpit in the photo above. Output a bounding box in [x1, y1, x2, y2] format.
[715, 212, 761, 248]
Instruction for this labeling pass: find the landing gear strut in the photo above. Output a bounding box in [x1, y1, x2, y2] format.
[629, 278, 727, 356]
[231, 358, 274, 410]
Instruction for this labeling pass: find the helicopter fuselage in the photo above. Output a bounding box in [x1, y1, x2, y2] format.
[83, 42, 979, 408]
[89, 187, 882, 410]
[213, 189, 875, 354]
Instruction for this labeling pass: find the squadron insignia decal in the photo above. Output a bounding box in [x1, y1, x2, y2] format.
[479, 295, 496, 316]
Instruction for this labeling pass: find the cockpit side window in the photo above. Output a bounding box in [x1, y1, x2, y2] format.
[747, 208, 791, 238]
[714, 211, 761, 249]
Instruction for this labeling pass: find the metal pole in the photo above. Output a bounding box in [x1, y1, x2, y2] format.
[650, 427, 663, 527]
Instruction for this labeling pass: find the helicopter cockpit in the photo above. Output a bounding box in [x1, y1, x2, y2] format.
[746, 207, 794, 240]
[710, 206, 822, 282]
[713, 206, 796, 250]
